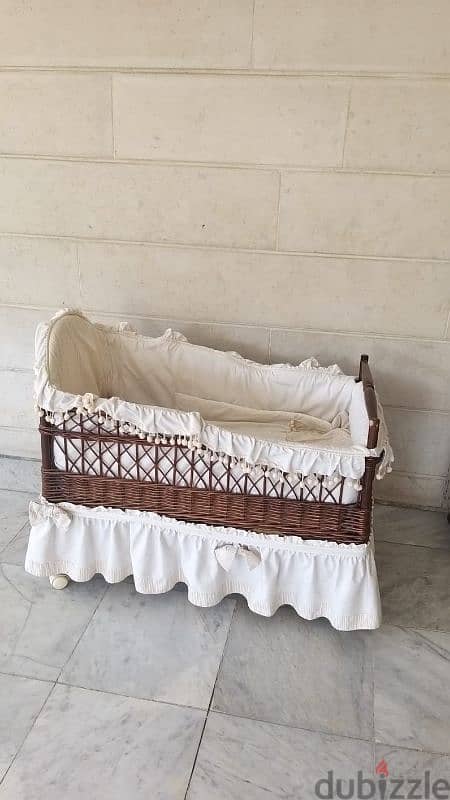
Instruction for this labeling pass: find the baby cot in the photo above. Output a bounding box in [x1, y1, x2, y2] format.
[26, 310, 393, 629]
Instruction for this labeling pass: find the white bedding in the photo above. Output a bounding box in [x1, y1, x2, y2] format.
[34, 310, 394, 483]
[26, 498, 382, 631]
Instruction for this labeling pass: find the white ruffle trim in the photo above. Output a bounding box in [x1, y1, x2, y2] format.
[25, 498, 382, 631]
[33, 309, 394, 481]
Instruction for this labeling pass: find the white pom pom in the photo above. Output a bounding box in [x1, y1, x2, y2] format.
[139, 431, 145, 440]
[38, 408, 45, 418]
[63, 412, 70, 421]
[76, 406, 83, 417]
[170, 436, 176, 445]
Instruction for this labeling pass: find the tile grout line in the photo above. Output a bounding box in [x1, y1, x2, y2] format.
[183, 599, 239, 799]
[1, 301, 450, 345]
[341, 84, 352, 168]
[9, 668, 450, 757]
[3, 150, 450, 179]
[210, 705, 378, 748]
[0, 679, 57, 787]
[0, 518, 29, 559]
[249, 0, 256, 69]
[382, 406, 450, 416]
[54, 580, 110, 683]
[4, 65, 450, 81]
[373, 738, 450, 758]
[443, 308, 450, 339]
[376, 537, 450, 553]
[0, 668, 55, 684]
[1, 229, 450, 264]
[55, 677, 208, 714]
[75, 240, 82, 305]
[274, 170, 282, 250]
[110, 73, 116, 159]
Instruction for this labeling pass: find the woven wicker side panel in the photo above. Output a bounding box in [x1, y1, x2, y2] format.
[45, 418, 356, 504]
[42, 470, 372, 544]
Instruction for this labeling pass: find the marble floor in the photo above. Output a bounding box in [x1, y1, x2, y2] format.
[0, 490, 449, 799]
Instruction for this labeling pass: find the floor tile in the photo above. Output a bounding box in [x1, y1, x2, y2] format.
[0, 523, 30, 566]
[0, 673, 52, 781]
[212, 603, 373, 739]
[61, 581, 236, 709]
[0, 684, 204, 800]
[375, 744, 450, 787]
[373, 625, 450, 753]
[187, 712, 373, 800]
[0, 565, 106, 681]
[0, 490, 32, 553]
[375, 504, 450, 550]
[0, 458, 40, 495]
[376, 541, 450, 630]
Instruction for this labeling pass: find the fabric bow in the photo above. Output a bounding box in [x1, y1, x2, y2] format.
[214, 543, 261, 572]
[29, 498, 72, 531]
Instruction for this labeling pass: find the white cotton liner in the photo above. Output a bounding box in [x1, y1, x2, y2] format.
[26, 498, 382, 631]
[33, 309, 394, 481]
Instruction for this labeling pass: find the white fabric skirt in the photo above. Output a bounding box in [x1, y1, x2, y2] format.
[25, 498, 381, 631]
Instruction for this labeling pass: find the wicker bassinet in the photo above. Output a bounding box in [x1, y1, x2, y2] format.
[25, 309, 394, 629]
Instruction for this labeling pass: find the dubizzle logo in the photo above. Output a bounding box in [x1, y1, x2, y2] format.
[314, 759, 450, 799]
[376, 760, 389, 779]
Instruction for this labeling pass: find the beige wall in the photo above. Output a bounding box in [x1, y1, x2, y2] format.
[0, 1, 449, 508]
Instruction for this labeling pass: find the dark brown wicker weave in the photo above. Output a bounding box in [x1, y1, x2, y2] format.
[40, 355, 380, 544]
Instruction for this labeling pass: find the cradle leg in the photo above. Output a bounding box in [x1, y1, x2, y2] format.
[49, 574, 69, 590]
